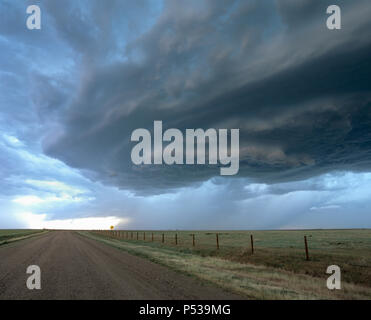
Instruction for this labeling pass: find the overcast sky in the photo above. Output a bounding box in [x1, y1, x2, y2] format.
[1, 0, 371, 230]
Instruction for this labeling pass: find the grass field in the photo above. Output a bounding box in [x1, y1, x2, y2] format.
[0, 229, 45, 244]
[85, 229, 371, 299]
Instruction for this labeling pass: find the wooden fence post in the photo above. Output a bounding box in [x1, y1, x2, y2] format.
[136, 232, 139, 240]
[192, 234, 195, 247]
[304, 236, 310, 261]
[175, 233, 177, 245]
[250, 234, 254, 255]
[216, 233, 219, 250]
[162, 233, 164, 243]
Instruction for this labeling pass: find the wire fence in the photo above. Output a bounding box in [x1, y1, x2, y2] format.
[91, 230, 313, 260]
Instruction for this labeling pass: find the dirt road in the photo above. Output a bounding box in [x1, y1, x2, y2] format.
[0, 231, 240, 300]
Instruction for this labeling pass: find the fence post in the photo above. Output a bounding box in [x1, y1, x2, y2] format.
[162, 233, 164, 243]
[250, 234, 254, 255]
[175, 233, 177, 245]
[304, 236, 310, 261]
[192, 234, 195, 247]
[137, 232, 139, 240]
[216, 233, 219, 250]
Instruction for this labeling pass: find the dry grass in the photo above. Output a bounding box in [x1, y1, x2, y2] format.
[92, 229, 371, 288]
[82, 230, 371, 300]
[0, 229, 46, 245]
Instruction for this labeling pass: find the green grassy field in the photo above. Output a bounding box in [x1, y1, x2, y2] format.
[85, 229, 371, 299]
[0, 229, 44, 244]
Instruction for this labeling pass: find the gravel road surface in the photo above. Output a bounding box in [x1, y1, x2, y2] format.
[0, 231, 241, 300]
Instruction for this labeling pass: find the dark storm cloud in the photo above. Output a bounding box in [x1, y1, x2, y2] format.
[39, 0, 371, 194]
